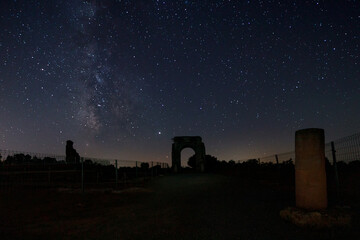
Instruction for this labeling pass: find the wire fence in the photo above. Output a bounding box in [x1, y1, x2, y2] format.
[233, 132, 360, 203]
[0, 149, 169, 192]
[235, 132, 360, 165]
[1, 132, 359, 195]
[331, 132, 360, 162]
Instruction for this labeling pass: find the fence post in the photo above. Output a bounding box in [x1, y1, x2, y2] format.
[151, 161, 153, 178]
[115, 160, 118, 189]
[81, 157, 84, 193]
[135, 161, 138, 178]
[331, 141, 340, 200]
[275, 155, 279, 165]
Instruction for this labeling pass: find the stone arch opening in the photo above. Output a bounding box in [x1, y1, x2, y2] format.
[181, 147, 195, 168]
[172, 136, 206, 173]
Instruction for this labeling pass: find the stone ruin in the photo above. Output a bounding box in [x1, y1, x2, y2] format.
[66, 140, 80, 164]
[172, 136, 206, 173]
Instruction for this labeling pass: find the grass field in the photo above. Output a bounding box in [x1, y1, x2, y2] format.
[0, 174, 359, 239]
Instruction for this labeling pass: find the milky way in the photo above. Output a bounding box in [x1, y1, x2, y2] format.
[0, 0, 359, 163]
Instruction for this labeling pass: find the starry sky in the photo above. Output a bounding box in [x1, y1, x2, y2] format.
[0, 0, 359, 164]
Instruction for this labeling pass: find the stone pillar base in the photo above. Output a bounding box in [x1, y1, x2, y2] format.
[280, 207, 351, 228]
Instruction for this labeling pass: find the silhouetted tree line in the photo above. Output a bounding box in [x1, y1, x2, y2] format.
[187, 154, 294, 173]
[0, 154, 162, 177]
[187, 154, 360, 176]
[1, 154, 58, 165]
[0, 154, 167, 187]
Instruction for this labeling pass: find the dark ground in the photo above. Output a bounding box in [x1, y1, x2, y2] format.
[0, 174, 359, 240]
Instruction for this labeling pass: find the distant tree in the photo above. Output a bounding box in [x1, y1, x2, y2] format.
[14, 154, 26, 164]
[228, 160, 236, 166]
[204, 155, 219, 172]
[188, 154, 219, 171]
[25, 154, 32, 163]
[187, 155, 196, 168]
[349, 160, 360, 169]
[243, 159, 259, 166]
[43, 157, 57, 164]
[336, 161, 347, 170]
[84, 159, 93, 165]
[5, 155, 14, 164]
[141, 162, 149, 169]
[32, 156, 41, 163]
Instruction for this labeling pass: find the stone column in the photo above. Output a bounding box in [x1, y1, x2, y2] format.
[295, 128, 327, 209]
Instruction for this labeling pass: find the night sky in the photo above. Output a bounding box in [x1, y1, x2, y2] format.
[0, 0, 359, 163]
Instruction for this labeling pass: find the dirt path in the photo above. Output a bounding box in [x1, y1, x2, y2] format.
[1, 174, 359, 239]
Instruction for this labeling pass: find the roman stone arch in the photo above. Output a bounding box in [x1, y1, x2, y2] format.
[172, 136, 206, 173]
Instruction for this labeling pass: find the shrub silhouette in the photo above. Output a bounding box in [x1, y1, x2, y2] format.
[141, 162, 149, 169]
[187, 154, 219, 172]
[187, 155, 196, 168]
